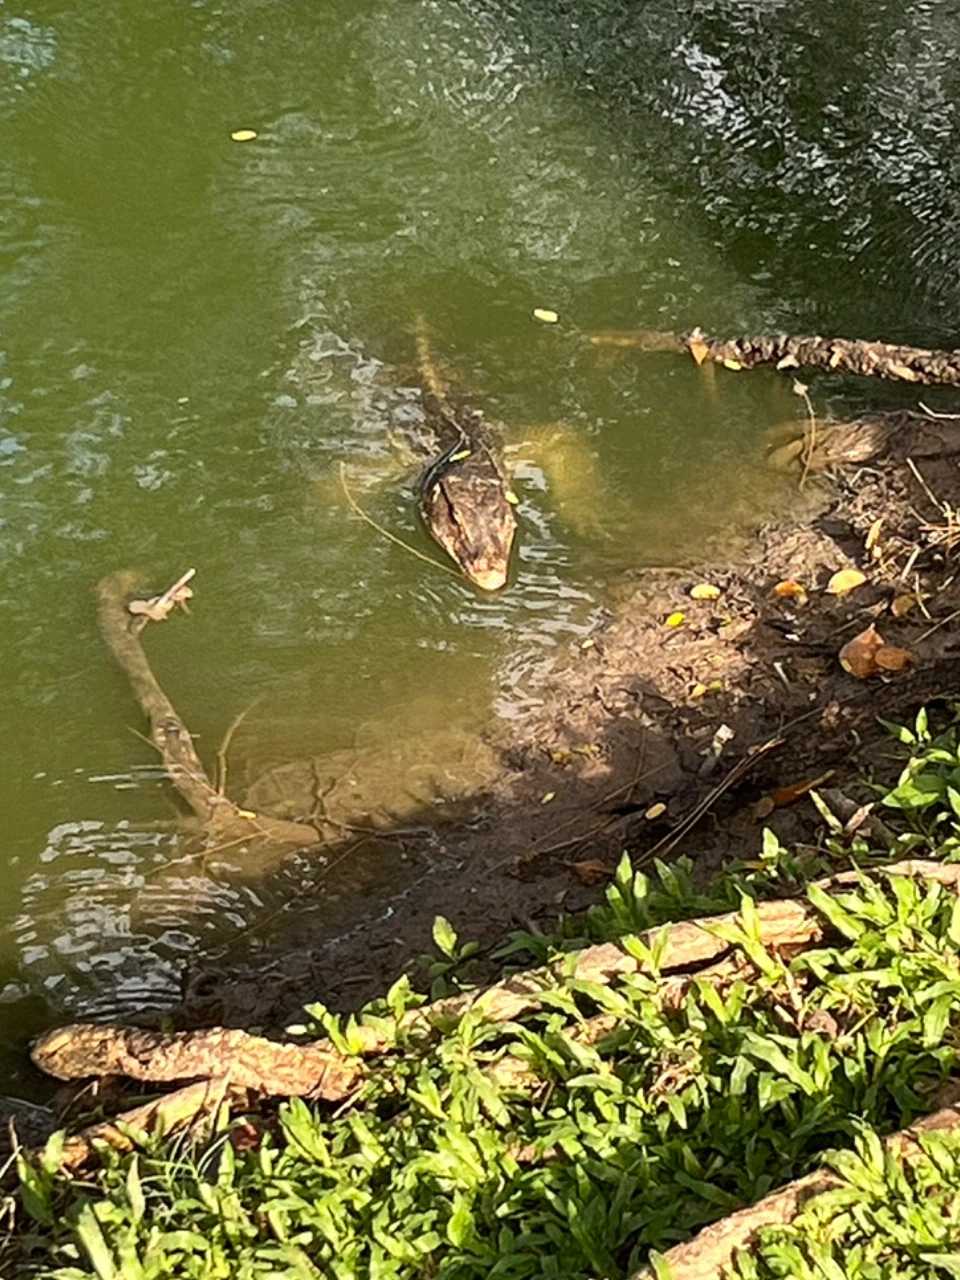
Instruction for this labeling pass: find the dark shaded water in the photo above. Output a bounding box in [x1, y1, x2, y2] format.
[2, 0, 958, 1086]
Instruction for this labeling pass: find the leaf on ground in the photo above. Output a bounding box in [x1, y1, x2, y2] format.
[568, 859, 613, 885]
[839, 624, 884, 677]
[753, 796, 776, 819]
[770, 770, 834, 807]
[839, 625, 911, 678]
[874, 645, 913, 672]
[773, 580, 808, 605]
[690, 582, 722, 600]
[825, 568, 867, 596]
[230, 129, 258, 141]
[540, 791, 556, 805]
[644, 802, 667, 821]
[891, 593, 918, 618]
[865, 518, 884, 556]
[665, 611, 685, 628]
[533, 308, 559, 324]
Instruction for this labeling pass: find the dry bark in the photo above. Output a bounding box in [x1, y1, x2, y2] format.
[31, 860, 959, 1097]
[632, 1085, 960, 1280]
[98, 570, 318, 847]
[589, 327, 960, 388]
[32, 1024, 359, 1100]
[56, 1079, 247, 1171]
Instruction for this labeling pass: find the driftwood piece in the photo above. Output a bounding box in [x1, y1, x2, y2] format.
[31, 860, 959, 1098]
[589, 327, 960, 388]
[98, 570, 318, 848]
[32, 1024, 360, 1100]
[633, 1084, 960, 1280]
[56, 1079, 246, 1171]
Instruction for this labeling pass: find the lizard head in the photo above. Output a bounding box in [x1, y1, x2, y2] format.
[419, 454, 517, 591]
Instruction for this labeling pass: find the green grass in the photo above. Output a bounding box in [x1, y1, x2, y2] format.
[8, 706, 960, 1280]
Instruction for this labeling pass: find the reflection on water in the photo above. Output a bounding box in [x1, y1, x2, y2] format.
[2, 0, 952, 1062]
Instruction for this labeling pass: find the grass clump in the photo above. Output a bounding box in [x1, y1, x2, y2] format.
[7, 707, 960, 1279]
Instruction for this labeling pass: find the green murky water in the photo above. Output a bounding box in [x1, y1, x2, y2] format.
[2, 0, 957, 1085]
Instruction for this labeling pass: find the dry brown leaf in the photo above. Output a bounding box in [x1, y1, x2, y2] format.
[753, 796, 776, 820]
[839, 624, 884, 678]
[770, 770, 834, 808]
[773, 579, 809, 605]
[865, 518, 884, 555]
[690, 582, 722, 601]
[874, 645, 913, 672]
[569, 859, 613, 886]
[688, 338, 709, 366]
[825, 568, 867, 596]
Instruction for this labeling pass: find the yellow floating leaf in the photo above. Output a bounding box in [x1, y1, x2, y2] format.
[665, 611, 685, 628]
[533, 308, 559, 324]
[688, 338, 709, 366]
[690, 582, 722, 601]
[775, 354, 800, 371]
[504, 488, 520, 505]
[644, 802, 667, 821]
[230, 129, 258, 142]
[690, 682, 708, 699]
[773, 579, 808, 605]
[721, 358, 743, 371]
[540, 791, 556, 805]
[825, 568, 867, 596]
[891, 593, 918, 618]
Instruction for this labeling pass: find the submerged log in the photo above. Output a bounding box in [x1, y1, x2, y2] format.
[589, 327, 960, 388]
[98, 570, 318, 848]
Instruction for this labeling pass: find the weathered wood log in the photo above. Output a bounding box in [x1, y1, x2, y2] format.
[32, 1024, 360, 1100]
[632, 1083, 960, 1280]
[589, 326, 960, 388]
[55, 1080, 247, 1171]
[32, 860, 960, 1098]
[98, 570, 318, 848]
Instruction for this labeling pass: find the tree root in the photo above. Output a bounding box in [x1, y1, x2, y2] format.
[97, 569, 318, 849]
[589, 327, 960, 388]
[31, 860, 959, 1101]
[632, 1083, 960, 1280]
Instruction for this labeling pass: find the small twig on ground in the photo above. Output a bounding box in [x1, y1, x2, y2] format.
[637, 736, 783, 866]
[915, 606, 960, 645]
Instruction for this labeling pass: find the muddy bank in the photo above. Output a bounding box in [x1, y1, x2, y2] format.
[162, 407, 960, 1030]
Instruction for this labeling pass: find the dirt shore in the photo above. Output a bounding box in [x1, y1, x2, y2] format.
[175, 409, 960, 1029]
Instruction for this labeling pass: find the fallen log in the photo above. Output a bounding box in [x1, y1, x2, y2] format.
[98, 569, 318, 848]
[55, 1079, 247, 1171]
[32, 1024, 360, 1100]
[589, 326, 960, 388]
[32, 860, 960, 1097]
[632, 1082, 960, 1280]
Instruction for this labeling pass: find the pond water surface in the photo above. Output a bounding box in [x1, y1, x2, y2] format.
[2, 0, 957, 1087]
